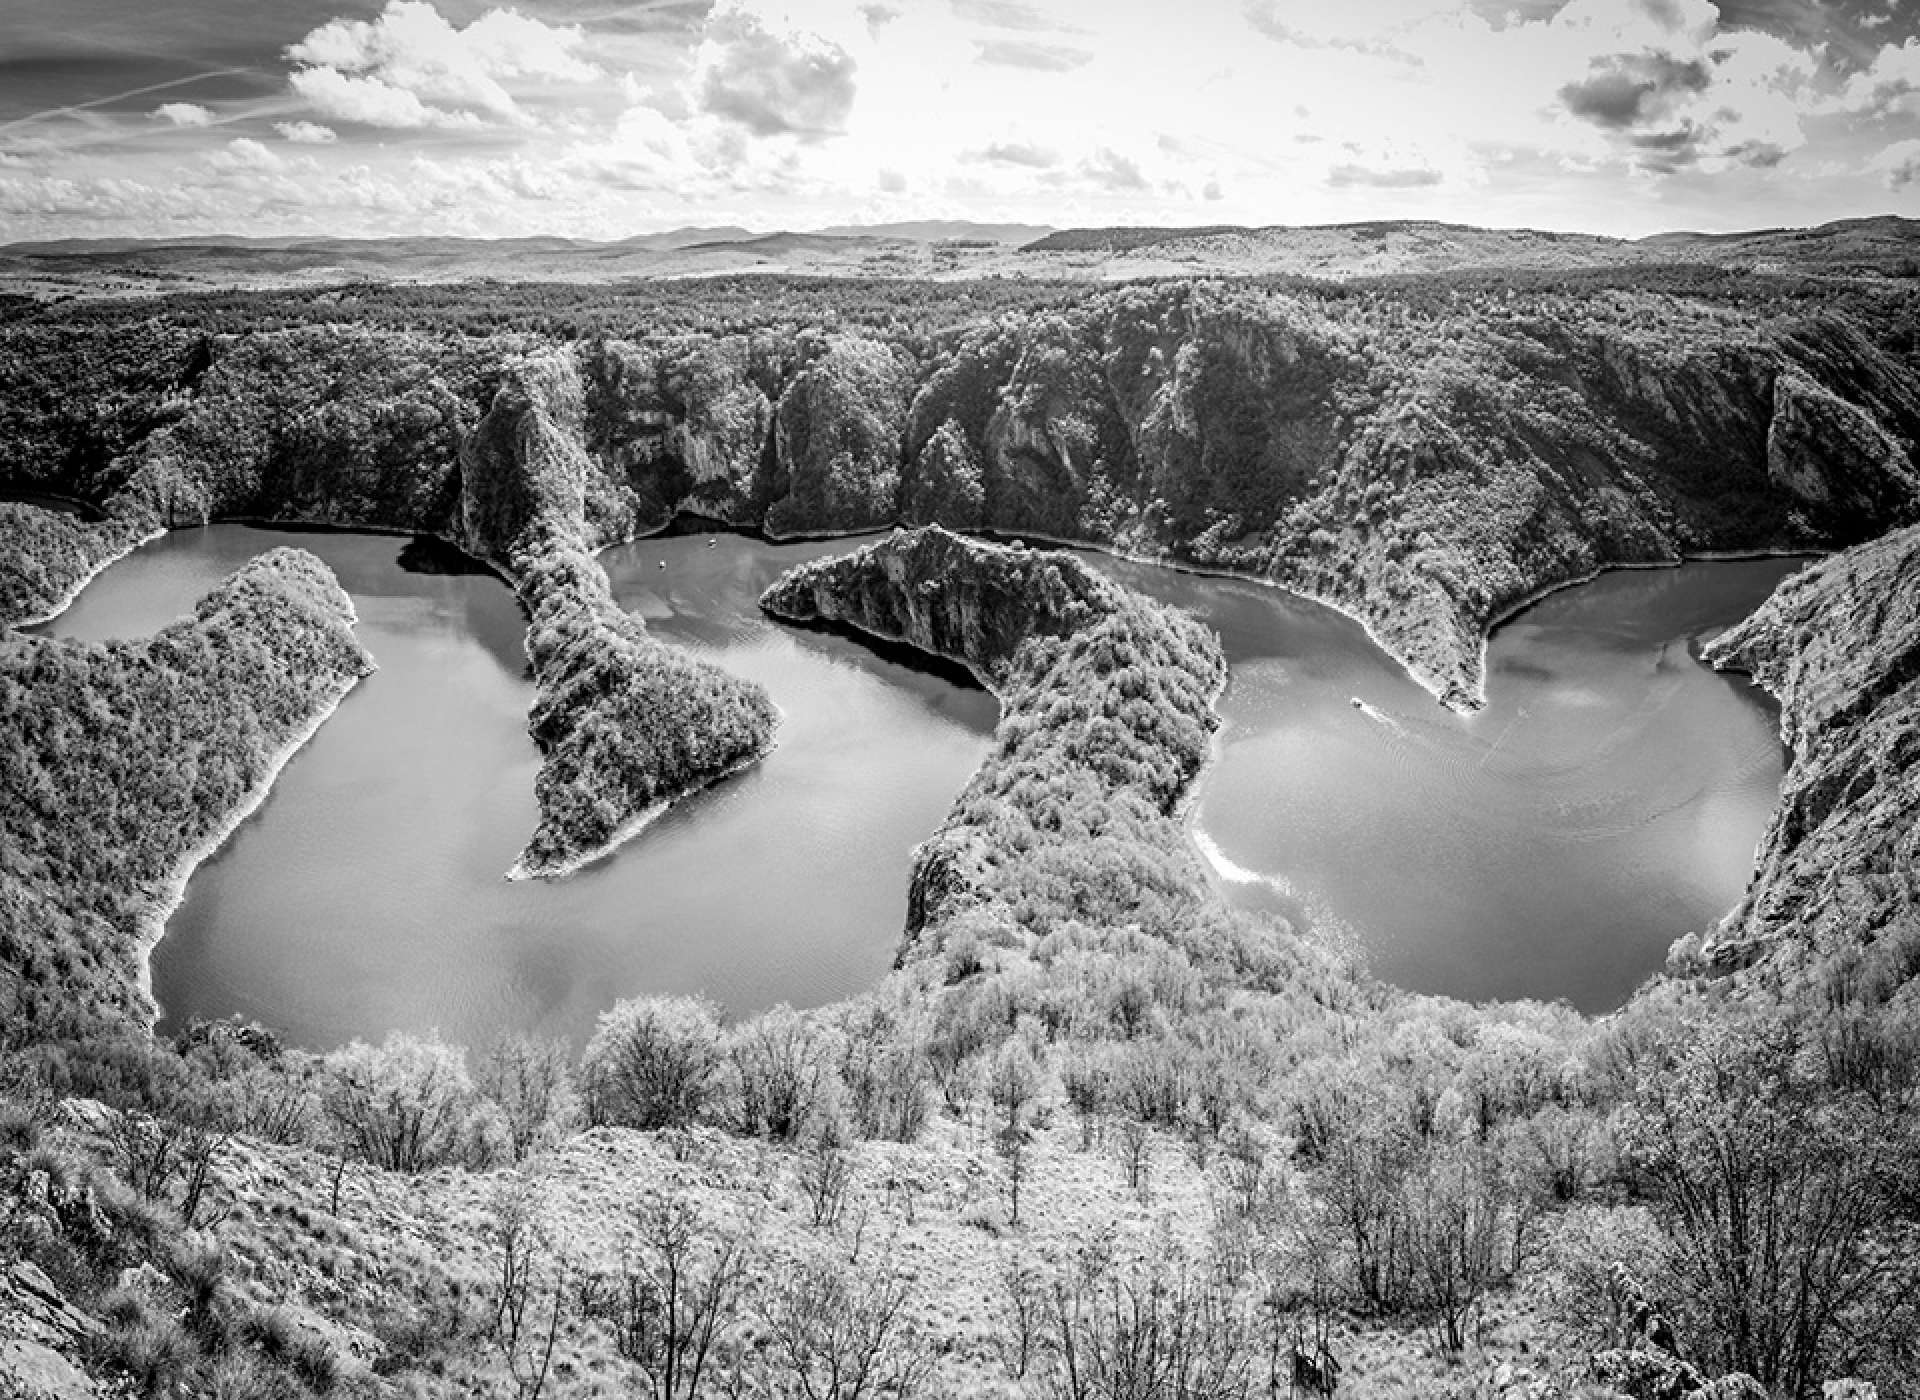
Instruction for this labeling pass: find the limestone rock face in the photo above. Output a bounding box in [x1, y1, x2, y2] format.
[1703, 524, 1920, 967]
[457, 349, 591, 563]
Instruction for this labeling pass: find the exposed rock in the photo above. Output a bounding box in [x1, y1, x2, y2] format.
[1591, 1347, 1708, 1400]
[1702, 524, 1920, 969]
[1695, 1378, 1767, 1400]
[2, 1263, 102, 1349]
[1822, 1381, 1880, 1399]
[0, 1339, 100, 1400]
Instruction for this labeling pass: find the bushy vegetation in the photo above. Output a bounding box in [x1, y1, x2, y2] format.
[0, 549, 372, 1027]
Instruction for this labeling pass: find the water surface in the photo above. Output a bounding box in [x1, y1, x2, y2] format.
[35, 522, 1796, 1037]
[37, 525, 996, 1048]
[1093, 556, 1799, 1011]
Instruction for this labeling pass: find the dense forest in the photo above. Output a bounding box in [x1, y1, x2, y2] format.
[0, 549, 372, 1028]
[1, 265, 1918, 1397]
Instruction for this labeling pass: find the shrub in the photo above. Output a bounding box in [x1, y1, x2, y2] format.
[725, 1006, 840, 1142]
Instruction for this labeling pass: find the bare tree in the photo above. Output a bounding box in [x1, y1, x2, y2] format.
[583, 1193, 758, 1400]
[755, 1239, 933, 1400]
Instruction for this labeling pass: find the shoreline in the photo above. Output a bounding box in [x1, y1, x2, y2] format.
[7, 522, 166, 631]
[132, 658, 374, 1033]
[503, 709, 785, 882]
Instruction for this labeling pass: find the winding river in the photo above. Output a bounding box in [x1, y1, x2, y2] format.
[32, 527, 1797, 1041]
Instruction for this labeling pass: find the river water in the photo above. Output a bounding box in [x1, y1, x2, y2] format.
[1093, 555, 1799, 1010]
[32, 526, 1796, 1040]
[36, 525, 996, 1047]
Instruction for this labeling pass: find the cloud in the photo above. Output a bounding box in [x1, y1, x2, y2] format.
[1839, 37, 1920, 113]
[291, 66, 467, 129]
[154, 102, 214, 127]
[1870, 136, 1920, 188]
[1560, 51, 1710, 129]
[969, 140, 1058, 167]
[694, 5, 858, 138]
[1243, 3, 1419, 64]
[275, 120, 337, 144]
[975, 39, 1092, 70]
[1080, 147, 1148, 190]
[208, 137, 283, 172]
[1327, 162, 1444, 188]
[285, 1, 596, 129]
[950, 0, 1054, 31]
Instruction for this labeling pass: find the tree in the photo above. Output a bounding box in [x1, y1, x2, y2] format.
[1627, 1015, 1919, 1397]
[477, 1034, 579, 1161]
[582, 997, 725, 1131]
[320, 1032, 499, 1173]
[756, 1240, 932, 1400]
[583, 1194, 758, 1400]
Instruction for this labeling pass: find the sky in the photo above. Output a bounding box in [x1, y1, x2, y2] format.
[1, 0, 1918, 242]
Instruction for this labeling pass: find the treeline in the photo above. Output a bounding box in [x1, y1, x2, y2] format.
[0, 549, 373, 1026]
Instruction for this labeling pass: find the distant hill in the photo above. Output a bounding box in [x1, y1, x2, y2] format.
[813, 220, 1054, 245]
[1022, 225, 1243, 253]
[5, 215, 1918, 295]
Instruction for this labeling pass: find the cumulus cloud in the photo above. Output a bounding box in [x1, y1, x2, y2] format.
[694, 5, 858, 138]
[208, 138, 284, 173]
[1550, 18, 1815, 171]
[291, 66, 464, 129]
[276, 121, 338, 145]
[1080, 147, 1148, 190]
[1839, 37, 1920, 114]
[286, 0, 596, 129]
[1870, 136, 1920, 188]
[1560, 52, 1710, 129]
[154, 103, 215, 128]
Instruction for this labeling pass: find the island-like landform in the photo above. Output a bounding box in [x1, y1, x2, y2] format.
[1, 220, 1918, 1400]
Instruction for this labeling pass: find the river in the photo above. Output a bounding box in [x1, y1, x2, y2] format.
[33, 526, 1796, 1038]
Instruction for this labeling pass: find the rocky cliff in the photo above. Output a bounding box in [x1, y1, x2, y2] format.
[761, 527, 1229, 952]
[1700, 525, 1920, 972]
[7, 279, 1918, 706]
[0, 549, 374, 1027]
[2, 271, 1917, 890]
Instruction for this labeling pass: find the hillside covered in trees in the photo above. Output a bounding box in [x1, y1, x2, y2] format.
[2, 258, 1918, 1398]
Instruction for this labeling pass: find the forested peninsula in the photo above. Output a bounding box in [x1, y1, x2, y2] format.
[0, 549, 372, 1028]
[762, 526, 1228, 945]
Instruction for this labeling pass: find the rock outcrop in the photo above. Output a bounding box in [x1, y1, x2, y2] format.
[761, 527, 1228, 950]
[1701, 524, 1920, 970]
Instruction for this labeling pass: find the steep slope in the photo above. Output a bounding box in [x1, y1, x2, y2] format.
[1700, 525, 1920, 971]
